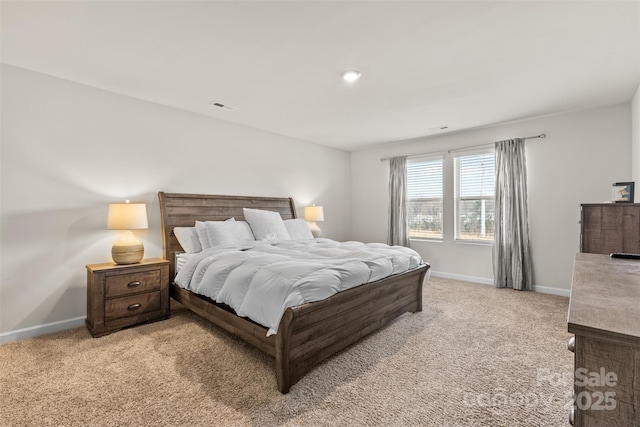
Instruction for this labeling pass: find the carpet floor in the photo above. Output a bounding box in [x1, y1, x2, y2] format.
[0, 277, 573, 426]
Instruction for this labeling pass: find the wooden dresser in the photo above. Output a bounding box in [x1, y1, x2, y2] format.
[567, 253, 640, 426]
[86, 258, 170, 337]
[580, 203, 640, 254]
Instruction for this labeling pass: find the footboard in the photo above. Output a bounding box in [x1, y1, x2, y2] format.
[275, 264, 430, 393]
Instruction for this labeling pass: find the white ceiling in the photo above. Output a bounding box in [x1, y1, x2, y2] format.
[2, 1, 639, 151]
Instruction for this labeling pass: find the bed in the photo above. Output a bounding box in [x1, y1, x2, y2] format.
[158, 191, 430, 393]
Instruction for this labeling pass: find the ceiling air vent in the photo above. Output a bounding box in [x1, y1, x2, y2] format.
[209, 102, 237, 111]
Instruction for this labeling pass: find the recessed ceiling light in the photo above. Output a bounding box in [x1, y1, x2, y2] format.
[342, 70, 362, 82]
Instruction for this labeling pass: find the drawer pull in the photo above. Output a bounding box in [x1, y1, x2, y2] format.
[568, 407, 574, 426]
[127, 281, 141, 288]
[567, 336, 575, 353]
[128, 303, 142, 310]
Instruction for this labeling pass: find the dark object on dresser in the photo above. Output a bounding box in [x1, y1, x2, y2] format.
[610, 252, 640, 259]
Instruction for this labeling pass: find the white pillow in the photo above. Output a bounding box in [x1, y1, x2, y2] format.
[195, 221, 210, 249]
[196, 218, 235, 250]
[284, 219, 314, 240]
[205, 220, 255, 247]
[173, 227, 202, 253]
[243, 208, 291, 240]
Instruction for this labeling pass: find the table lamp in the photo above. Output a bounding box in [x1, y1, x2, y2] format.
[107, 200, 148, 264]
[304, 205, 324, 238]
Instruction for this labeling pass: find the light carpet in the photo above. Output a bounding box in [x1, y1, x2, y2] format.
[0, 277, 573, 426]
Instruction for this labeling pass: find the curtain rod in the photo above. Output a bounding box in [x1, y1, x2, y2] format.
[379, 133, 546, 162]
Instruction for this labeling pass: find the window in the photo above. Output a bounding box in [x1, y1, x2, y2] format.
[454, 150, 495, 242]
[407, 156, 443, 239]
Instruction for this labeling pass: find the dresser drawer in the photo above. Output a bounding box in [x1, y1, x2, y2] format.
[105, 269, 160, 298]
[105, 291, 161, 321]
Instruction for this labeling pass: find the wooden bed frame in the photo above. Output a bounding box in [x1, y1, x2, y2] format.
[158, 192, 430, 393]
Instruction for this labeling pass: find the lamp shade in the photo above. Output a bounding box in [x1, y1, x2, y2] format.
[107, 202, 148, 230]
[304, 205, 324, 222]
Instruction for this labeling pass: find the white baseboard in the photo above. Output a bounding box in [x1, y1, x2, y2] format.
[429, 270, 570, 298]
[429, 270, 494, 286]
[530, 285, 570, 298]
[0, 316, 86, 344]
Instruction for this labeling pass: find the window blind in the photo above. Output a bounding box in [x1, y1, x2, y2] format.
[407, 156, 443, 239]
[454, 150, 495, 241]
[455, 152, 495, 198]
[407, 158, 443, 199]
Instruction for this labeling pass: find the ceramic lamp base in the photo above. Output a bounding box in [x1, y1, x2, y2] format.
[111, 231, 144, 264]
[308, 222, 322, 238]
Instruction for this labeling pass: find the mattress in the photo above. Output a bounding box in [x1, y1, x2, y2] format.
[174, 238, 424, 335]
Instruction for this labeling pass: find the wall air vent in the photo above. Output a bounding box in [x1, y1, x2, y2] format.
[209, 102, 237, 111]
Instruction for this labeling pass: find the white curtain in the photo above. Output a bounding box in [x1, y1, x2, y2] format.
[388, 156, 409, 247]
[493, 139, 533, 290]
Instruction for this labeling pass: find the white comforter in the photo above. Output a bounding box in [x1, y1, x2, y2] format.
[175, 238, 424, 336]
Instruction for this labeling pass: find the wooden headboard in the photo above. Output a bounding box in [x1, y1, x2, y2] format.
[158, 192, 297, 278]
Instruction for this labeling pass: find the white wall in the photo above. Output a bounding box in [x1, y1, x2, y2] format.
[632, 85, 640, 183]
[0, 64, 351, 341]
[351, 103, 632, 294]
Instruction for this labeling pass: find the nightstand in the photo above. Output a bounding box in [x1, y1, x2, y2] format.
[86, 258, 170, 337]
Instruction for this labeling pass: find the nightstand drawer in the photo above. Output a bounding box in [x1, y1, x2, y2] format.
[105, 269, 160, 298]
[105, 291, 161, 321]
